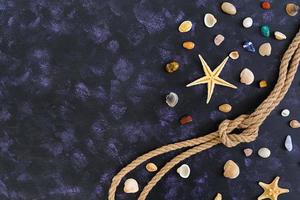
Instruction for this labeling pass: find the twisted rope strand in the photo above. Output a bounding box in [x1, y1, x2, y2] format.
[108, 132, 219, 200]
[138, 139, 220, 200]
[108, 28, 300, 200]
[242, 30, 300, 127]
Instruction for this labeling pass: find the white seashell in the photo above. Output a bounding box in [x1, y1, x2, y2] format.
[258, 147, 271, 158]
[259, 42, 272, 56]
[166, 92, 178, 107]
[123, 178, 139, 193]
[242, 17, 253, 28]
[240, 68, 254, 85]
[204, 13, 217, 28]
[221, 2, 237, 15]
[274, 31, 287, 40]
[176, 164, 190, 178]
[214, 34, 225, 46]
[285, 135, 293, 152]
[281, 109, 290, 117]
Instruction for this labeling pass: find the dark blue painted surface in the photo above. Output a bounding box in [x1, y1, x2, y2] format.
[0, 0, 300, 199]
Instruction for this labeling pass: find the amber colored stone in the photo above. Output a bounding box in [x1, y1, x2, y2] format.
[180, 115, 192, 125]
[290, 120, 300, 128]
[261, 1, 271, 10]
[178, 21, 192, 33]
[182, 41, 195, 50]
[218, 104, 232, 113]
[165, 61, 179, 73]
[286, 3, 299, 16]
[259, 80, 268, 88]
[146, 163, 158, 172]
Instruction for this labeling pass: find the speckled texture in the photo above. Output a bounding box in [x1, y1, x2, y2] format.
[0, 0, 300, 200]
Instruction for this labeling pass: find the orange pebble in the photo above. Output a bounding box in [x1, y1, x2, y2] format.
[261, 1, 271, 10]
[182, 41, 195, 50]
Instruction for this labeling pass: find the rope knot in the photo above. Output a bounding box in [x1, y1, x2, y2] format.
[218, 115, 248, 147]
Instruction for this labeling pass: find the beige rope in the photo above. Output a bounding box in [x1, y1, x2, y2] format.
[108, 28, 300, 200]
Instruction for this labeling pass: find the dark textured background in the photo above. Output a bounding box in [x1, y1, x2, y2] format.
[0, 0, 300, 199]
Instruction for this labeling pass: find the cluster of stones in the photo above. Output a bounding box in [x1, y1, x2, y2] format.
[122, 1, 298, 199]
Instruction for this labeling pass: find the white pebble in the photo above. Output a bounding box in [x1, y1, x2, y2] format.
[274, 31, 287, 40]
[221, 2, 237, 15]
[176, 164, 190, 178]
[214, 34, 225, 46]
[258, 147, 271, 158]
[285, 135, 293, 152]
[243, 17, 253, 28]
[281, 109, 290, 117]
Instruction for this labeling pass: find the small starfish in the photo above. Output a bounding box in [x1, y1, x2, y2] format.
[258, 176, 289, 200]
[186, 54, 237, 104]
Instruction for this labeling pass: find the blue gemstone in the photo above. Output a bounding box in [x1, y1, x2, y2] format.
[243, 41, 256, 53]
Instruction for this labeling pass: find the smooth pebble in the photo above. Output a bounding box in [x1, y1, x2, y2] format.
[261, 1, 271, 10]
[261, 25, 270, 37]
[183, 41, 195, 50]
[146, 162, 158, 172]
[285, 135, 293, 152]
[242, 17, 253, 28]
[214, 34, 225, 46]
[221, 2, 237, 15]
[218, 103, 232, 113]
[258, 147, 271, 158]
[178, 21, 192, 32]
[281, 109, 290, 117]
[274, 31, 287, 40]
[244, 148, 253, 157]
[290, 119, 300, 128]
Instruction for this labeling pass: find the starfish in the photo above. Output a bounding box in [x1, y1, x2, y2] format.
[186, 54, 237, 104]
[258, 176, 289, 200]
